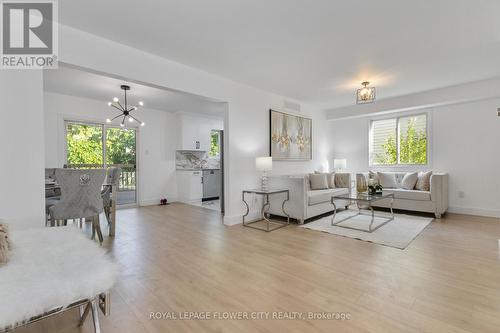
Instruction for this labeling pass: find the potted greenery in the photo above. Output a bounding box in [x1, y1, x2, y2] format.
[368, 184, 383, 195]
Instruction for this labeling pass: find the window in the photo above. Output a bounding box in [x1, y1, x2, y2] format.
[370, 114, 428, 165]
[65, 121, 138, 205]
[66, 122, 104, 165]
[209, 130, 220, 157]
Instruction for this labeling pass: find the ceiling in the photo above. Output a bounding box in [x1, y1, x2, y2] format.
[58, 0, 500, 109]
[43, 66, 227, 116]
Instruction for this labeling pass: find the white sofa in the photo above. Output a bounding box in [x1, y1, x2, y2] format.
[362, 172, 449, 218]
[267, 173, 352, 224]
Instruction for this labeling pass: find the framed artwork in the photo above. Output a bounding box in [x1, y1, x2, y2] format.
[269, 109, 312, 160]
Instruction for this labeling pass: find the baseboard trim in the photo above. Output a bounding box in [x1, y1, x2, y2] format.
[223, 211, 261, 226]
[448, 206, 500, 218]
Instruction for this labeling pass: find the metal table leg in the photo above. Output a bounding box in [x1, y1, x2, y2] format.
[242, 192, 250, 226]
[242, 191, 290, 232]
[330, 195, 395, 233]
[109, 185, 117, 237]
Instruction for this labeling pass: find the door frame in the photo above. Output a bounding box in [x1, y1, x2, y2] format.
[62, 118, 140, 207]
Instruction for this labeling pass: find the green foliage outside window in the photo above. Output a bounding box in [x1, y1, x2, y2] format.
[106, 128, 136, 165]
[66, 123, 136, 166]
[66, 124, 103, 165]
[375, 118, 427, 165]
[377, 136, 397, 165]
[209, 130, 220, 157]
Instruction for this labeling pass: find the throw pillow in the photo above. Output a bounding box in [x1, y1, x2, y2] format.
[415, 171, 432, 191]
[401, 172, 418, 190]
[334, 173, 350, 188]
[313, 172, 335, 189]
[309, 173, 329, 190]
[368, 170, 380, 184]
[327, 172, 336, 189]
[377, 172, 397, 188]
[0, 223, 10, 264]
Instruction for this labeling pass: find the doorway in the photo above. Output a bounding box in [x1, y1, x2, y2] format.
[65, 121, 138, 206]
[201, 129, 224, 213]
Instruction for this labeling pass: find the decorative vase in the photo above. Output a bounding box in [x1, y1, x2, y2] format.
[356, 174, 368, 193]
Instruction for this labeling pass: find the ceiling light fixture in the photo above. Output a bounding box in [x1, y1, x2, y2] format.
[106, 85, 145, 126]
[356, 81, 375, 104]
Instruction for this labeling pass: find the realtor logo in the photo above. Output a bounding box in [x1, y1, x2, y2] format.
[1, 0, 58, 69]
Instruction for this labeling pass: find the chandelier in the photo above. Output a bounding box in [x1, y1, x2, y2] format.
[106, 85, 145, 127]
[356, 81, 375, 104]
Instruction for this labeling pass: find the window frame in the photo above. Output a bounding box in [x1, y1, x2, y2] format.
[368, 111, 432, 169]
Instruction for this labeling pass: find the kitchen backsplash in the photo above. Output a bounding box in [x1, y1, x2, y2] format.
[176, 150, 221, 170]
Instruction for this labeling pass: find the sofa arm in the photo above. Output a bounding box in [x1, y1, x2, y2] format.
[335, 173, 351, 189]
[430, 173, 448, 216]
[267, 175, 307, 221]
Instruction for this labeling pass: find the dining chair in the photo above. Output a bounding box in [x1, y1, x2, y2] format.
[45, 168, 56, 180]
[102, 167, 121, 226]
[45, 168, 62, 226]
[45, 168, 61, 198]
[49, 169, 107, 243]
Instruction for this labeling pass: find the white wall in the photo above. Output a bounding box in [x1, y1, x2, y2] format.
[0, 71, 45, 227]
[44, 92, 179, 206]
[328, 98, 500, 217]
[57, 24, 329, 224]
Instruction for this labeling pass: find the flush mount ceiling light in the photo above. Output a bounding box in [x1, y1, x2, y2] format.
[356, 81, 376, 104]
[106, 85, 145, 127]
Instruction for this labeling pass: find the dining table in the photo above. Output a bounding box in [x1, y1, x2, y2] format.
[45, 179, 118, 236]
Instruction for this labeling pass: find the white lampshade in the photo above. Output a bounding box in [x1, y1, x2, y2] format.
[255, 157, 272, 171]
[333, 159, 347, 170]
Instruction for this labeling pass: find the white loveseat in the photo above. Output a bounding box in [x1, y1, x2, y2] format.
[362, 172, 449, 218]
[267, 173, 352, 224]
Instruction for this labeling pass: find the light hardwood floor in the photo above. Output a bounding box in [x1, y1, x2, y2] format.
[19, 203, 500, 333]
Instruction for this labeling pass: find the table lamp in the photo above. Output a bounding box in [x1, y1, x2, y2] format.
[255, 157, 272, 191]
[333, 159, 347, 172]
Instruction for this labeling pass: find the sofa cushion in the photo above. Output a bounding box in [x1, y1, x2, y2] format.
[401, 172, 418, 190]
[378, 172, 398, 188]
[308, 188, 349, 206]
[382, 188, 431, 201]
[309, 173, 329, 190]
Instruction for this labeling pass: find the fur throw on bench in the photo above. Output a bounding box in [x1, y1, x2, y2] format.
[0, 223, 9, 264]
[0, 226, 118, 330]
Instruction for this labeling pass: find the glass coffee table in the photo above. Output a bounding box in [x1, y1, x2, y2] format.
[331, 192, 394, 233]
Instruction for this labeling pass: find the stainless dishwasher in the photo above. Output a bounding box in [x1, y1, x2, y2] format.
[202, 169, 221, 201]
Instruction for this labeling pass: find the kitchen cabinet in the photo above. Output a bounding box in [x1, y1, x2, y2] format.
[176, 113, 211, 151]
[177, 170, 203, 203]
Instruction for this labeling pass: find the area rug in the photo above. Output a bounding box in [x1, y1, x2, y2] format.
[300, 211, 433, 249]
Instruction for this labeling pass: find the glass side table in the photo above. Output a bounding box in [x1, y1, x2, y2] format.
[242, 189, 290, 232]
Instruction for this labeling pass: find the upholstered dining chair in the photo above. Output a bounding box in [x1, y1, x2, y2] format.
[101, 167, 121, 227]
[45, 168, 56, 180]
[45, 168, 61, 198]
[49, 169, 107, 243]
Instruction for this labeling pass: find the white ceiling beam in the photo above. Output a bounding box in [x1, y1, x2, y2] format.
[325, 77, 500, 121]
